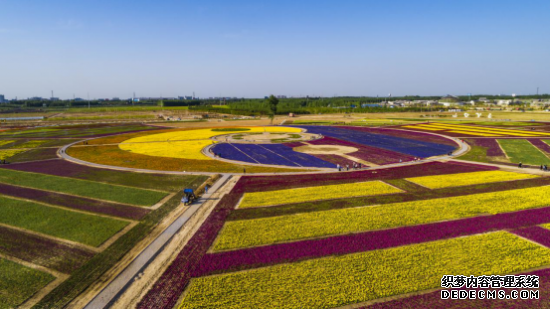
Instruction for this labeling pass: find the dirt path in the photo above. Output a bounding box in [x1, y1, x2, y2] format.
[80, 175, 232, 309]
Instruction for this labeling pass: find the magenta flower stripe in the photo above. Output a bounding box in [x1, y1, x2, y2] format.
[0, 183, 150, 220]
[194, 205, 550, 277]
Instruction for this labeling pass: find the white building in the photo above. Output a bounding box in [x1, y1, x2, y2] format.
[497, 100, 512, 106]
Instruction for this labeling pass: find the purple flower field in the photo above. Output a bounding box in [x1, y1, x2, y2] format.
[211, 143, 336, 168]
[308, 136, 413, 164]
[0, 225, 94, 273]
[137, 192, 242, 309]
[233, 161, 496, 193]
[511, 226, 550, 248]
[470, 138, 505, 156]
[296, 125, 456, 157]
[193, 204, 550, 277]
[357, 126, 458, 147]
[530, 139, 550, 155]
[0, 183, 149, 220]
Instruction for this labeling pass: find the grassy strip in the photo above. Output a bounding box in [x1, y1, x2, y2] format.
[215, 184, 550, 251]
[498, 139, 550, 165]
[406, 170, 538, 189]
[0, 168, 168, 206]
[457, 144, 490, 162]
[181, 232, 550, 309]
[0, 258, 56, 309]
[239, 181, 402, 208]
[0, 183, 150, 220]
[228, 176, 550, 221]
[0, 195, 129, 247]
[3, 159, 208, 191]
[0, 225, 94, 273]
[32, 191, 188, 309]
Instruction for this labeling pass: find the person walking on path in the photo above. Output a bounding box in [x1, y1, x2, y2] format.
[204, 184, 209, 194]
[346, 164, 349, 171]
[518, 162, 523, 168]
[337, 164, 340, 171]
[243, 168, 246, 174]
[541, 165, 544, 171]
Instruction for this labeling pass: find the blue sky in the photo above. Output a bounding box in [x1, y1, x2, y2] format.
[1, 0, 549, 99]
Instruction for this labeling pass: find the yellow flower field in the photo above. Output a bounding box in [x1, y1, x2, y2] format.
[182, 232, 550, 309]
[404, 123, 550, 137]
[0, 149, 28, 160]
[0, 140, 15, 147]
[213, 185, 550, 251]
[406, 170, 539, 189]
[238, 181, 402, 208]
[11, 140, 49, 149]
[119, 126, 302, 160]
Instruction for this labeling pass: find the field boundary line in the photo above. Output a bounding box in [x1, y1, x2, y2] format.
[0, 193, 137, 223]
[0, 167, 171, 199]
[0, 222, 100, 253]
[528, 139, 550, 161]
[97, 221, 139, 251]
[150, 192, 177, 210]
[0, 180, 156, 209]
[0, 251, 69, 309]
[81, 175, 233, 309]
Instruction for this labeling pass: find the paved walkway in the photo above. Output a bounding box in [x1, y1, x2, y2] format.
[83, 174, 232, 309]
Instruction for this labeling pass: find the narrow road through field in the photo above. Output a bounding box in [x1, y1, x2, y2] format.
[82, 174, 232, 309]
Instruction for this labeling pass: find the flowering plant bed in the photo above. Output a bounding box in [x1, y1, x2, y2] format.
[297, 125, 456, 157]
[406, 170, 538, 189]
[0, 225, 94, 273]
[180, 232, 550, 309]
[213, 185, 550, 251]
[238, 180, 401, 208]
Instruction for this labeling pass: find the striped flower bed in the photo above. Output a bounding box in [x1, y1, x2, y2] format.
[297, 125, 456, 157]
[470, 138, 505, 156]
[233, 161, 496, 194]
[0, 225, 94, 273]
[195, 204, 550, 277]
[0, 183, 149, 220]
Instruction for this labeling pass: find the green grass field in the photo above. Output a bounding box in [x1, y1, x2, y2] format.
[0, 169, 168, 206]
[0, 258, 55, 309]
[0, 195, 129, 246]
[498, 139, 550, 165]
[72, 170, 208, 191]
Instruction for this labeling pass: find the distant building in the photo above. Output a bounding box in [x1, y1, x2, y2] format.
[497, 100, 512, 106]
[0, 94, 5, 103]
